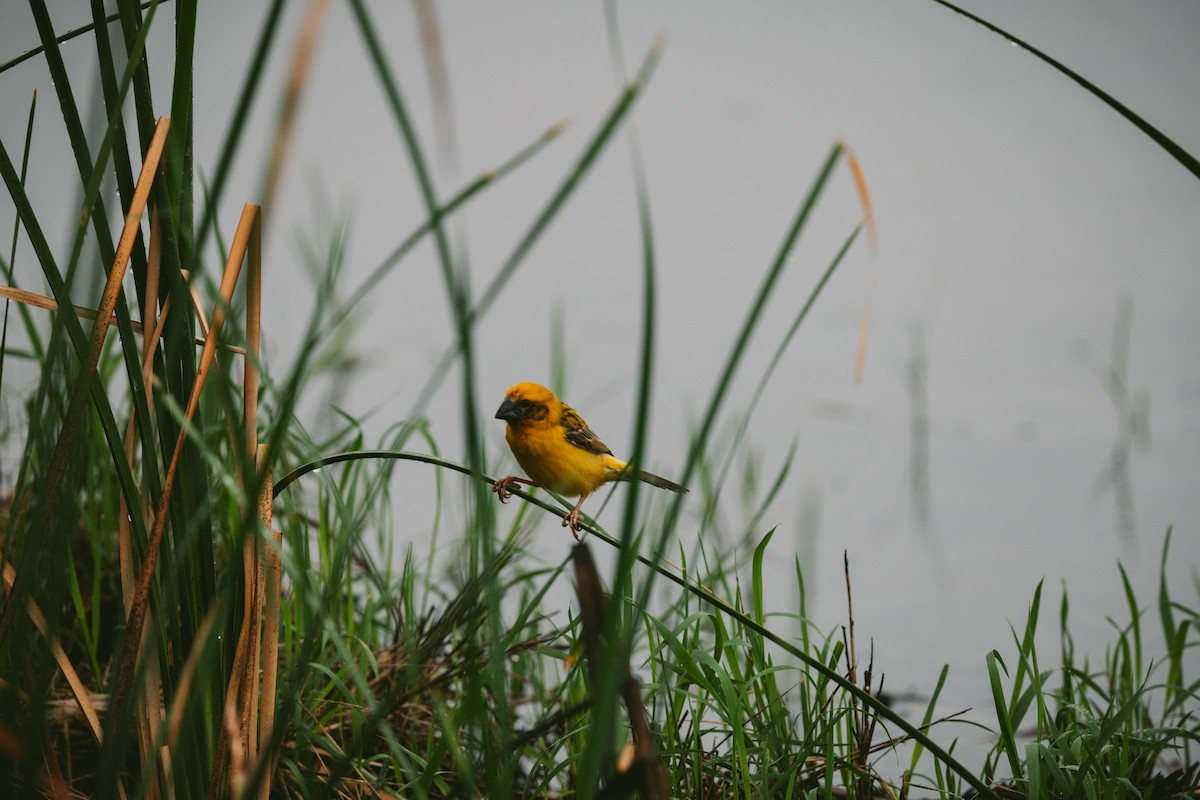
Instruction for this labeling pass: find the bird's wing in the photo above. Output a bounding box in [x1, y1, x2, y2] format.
[560, 404, 612, 456]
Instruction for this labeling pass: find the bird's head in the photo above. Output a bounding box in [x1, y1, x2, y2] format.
[495, 382, 558, 428]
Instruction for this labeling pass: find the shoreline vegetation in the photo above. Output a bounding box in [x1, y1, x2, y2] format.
[1, 2, 1197, 797]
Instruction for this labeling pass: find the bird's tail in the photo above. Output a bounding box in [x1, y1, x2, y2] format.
[604, 455, 687, 493]
[635, 469, 687, 494]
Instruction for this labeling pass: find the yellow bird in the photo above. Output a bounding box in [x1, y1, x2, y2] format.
[492, 382, 687, 538]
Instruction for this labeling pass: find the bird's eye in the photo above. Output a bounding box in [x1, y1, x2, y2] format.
[517, 399, 532, 409]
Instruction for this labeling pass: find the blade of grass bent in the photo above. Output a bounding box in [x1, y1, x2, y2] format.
[929, 0, 1200, 181]
[273, 449, 999, 796]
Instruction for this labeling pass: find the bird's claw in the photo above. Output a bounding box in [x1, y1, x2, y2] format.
[562, 509, 583, 541]
[492, 476, 518, 504]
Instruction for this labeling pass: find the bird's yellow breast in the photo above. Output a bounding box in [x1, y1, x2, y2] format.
[505, 422, 617, 498]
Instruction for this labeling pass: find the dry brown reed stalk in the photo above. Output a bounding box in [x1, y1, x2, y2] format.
[255, 448, 279, 800]
[92, 114, 171, 377]
[0, 283, 245, 354]
[112, 202, 259, 746]
[260, 0, 332, 220]
[0, 558, 104, 746]
[39, 740, 71, 800]
[571, 543, 669, 800]
[118, 204, 165, 799]
[411, 0, 460, 183]
[198, 205, 264, 796]
[156, 746, 174, 800]
[184, 269, 215, 343]
[840, 141, 877, 385]
[163, 603, 219, 757]
[0, 112, 168, 652]
[839, 553, 896, 800]
[0, 117, 167, 800]
[213, 208, 267, 799]
[240, 219, 265, 777]
[117, 217, 185, 784]
[243, 203, 263, 477]
[248, 215, 264, 732]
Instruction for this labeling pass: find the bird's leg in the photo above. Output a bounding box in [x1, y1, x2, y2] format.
[492, 475, 533, 503]
[562, 493, 589, 540]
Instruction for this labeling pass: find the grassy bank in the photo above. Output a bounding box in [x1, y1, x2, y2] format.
[0, 2, 1197, 798]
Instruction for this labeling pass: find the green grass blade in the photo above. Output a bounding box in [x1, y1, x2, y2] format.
[345, 1, 508, 786]
[751, 528, 776, 627]
[1158, 527, 1182, 704]
[987, 648, 1024, 783]
[929, 0, 1200, 181]
[0, 0, 165, 74]
[193, 0, 287, 257]
[26, 0, 166, 493]
[904, 663, 949, 786]
[168, 0, 197, 259]
[469, 44, 663, 329]
[713, 225, 861, 499]
[2, 90, 43, 360]
[325, 123, 564, 353]
[675, 144, 843, 506]
[634, 145, 849, 639]
[0, 142, 149, 637]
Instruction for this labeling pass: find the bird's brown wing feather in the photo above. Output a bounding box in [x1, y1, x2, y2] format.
[560, 404, 612, 456]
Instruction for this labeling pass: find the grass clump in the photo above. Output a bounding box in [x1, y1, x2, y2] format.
[981, 530, 1199, 799]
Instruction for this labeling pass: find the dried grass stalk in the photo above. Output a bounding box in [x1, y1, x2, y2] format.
[0, 557, 103, 745]
[0, 283, 245, 353]
[114, 202, 259, 744]
[256, 447, 279, 800]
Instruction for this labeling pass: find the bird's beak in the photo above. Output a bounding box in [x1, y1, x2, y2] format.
[495, 397, 520, 423]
